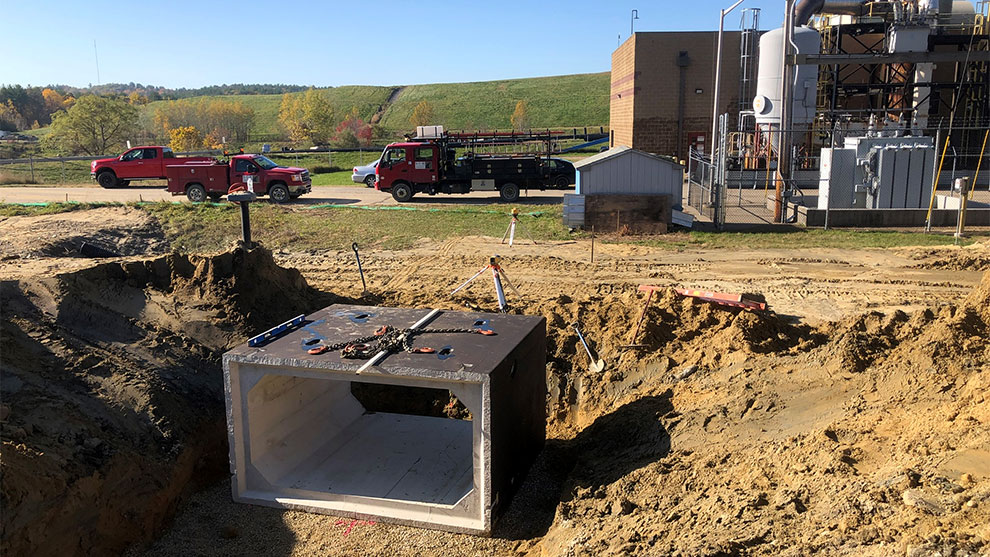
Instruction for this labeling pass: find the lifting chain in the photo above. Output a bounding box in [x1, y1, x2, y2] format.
[308, 325, 494, 359]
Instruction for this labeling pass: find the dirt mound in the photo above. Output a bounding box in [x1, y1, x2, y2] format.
[0, 247, 326, 556]
[911, 241, 990, 272]
[520, 273, 990, 556]
[0, 207, 170, 260]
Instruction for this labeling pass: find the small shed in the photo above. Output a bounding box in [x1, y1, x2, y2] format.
[574, 146, 683, 204]
[564, 147, 684, 233]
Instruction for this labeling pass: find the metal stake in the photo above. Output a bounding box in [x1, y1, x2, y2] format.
[352, 242, 368, 295]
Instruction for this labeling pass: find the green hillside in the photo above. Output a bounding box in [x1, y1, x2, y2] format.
[142, 86, 395, 136]
[142, 73, 608, 136]
[381, 72, 610, 131]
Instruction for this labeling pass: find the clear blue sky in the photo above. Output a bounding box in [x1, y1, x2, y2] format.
[1, 0, 785, 89]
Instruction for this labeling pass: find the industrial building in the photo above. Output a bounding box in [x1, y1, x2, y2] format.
[613, 1, 989, 228]
[609, 26, 757, 159]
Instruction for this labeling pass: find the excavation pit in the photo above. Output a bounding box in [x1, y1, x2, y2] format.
[223, 305, 546, 535]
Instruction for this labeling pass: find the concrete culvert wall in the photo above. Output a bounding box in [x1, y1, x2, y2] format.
[0, 246, 326, 556]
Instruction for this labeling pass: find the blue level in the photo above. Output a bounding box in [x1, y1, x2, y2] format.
[248, 314, 306, 347]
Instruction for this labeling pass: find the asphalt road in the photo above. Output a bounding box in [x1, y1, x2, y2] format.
[0, 185, 569, 206]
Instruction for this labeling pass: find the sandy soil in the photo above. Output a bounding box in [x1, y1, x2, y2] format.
[2, 209, 988, 556]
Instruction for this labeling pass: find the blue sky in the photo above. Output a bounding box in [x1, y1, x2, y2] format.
[0, 0, 785, 89]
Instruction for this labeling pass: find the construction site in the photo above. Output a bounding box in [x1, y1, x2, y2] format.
[2, 1, 990, 557]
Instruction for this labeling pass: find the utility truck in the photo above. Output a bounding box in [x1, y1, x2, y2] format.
[374, 127, 565, 203]
[165, 153, 311, 202]
[91, 146, 213, 188]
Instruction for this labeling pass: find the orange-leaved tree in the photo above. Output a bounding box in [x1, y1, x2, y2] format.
[168, 126, 202, 153]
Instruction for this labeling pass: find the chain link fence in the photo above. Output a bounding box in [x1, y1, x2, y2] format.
[681, 115, 990, 230]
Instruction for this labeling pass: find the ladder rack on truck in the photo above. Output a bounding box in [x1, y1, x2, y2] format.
[375, 126, 574, 203]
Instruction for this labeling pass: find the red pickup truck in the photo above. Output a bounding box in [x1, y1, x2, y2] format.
[165, 154, 311, 202]
[91, 146, 213, 188]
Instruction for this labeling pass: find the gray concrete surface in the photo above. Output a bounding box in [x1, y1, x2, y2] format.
[0, 185, 569, 206]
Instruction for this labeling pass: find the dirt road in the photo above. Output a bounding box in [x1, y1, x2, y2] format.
[0, 184, 568, 205]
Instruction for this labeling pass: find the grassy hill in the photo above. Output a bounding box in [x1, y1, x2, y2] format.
[140, 73, 609, 138]
[381, 72, 610, 131]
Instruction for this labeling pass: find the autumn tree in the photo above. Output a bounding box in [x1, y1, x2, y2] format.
[153, 98, 253, 144]
[278, 88, 335, 145]
[510, 100, 529, 130]
[168, 126, 203, 152]
[43, 95, 138, 155]
[0, 101, 24, 131]
[332, 107, 373, 148]
[42, 88, 71, 114]
[278, 93, 306, 142]
[410, 100, 435, 127]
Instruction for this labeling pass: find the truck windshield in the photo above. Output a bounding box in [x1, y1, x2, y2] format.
[383, 148, 406, 165]
[252, 156, 280, 170]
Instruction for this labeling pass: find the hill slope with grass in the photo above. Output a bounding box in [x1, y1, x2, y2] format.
[139, 73, 609, 138]
[380, 72, 610, 131]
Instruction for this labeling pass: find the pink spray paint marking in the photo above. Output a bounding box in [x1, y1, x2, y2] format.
[334, 519, 377, 536]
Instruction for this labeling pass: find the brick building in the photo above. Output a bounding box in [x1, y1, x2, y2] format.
[609, 31, 748, 160]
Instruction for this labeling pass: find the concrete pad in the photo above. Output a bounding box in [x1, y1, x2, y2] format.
[223, 305, 546, 535]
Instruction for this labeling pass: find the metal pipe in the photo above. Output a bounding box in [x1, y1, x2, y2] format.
[794, 0, 865, 24]
[710, 0, 746, 173]
[777, 0, 796, 222]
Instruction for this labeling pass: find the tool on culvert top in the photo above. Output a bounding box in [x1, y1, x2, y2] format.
[352, 242, 369, 295]
[451, 255, 521, 313]
[501, 208, 537, 247]
[358, 308, 442, 373]
[573, 323, 605, 373]
[248, 314, 305, 347]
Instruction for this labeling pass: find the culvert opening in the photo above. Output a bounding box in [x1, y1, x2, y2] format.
[350, 383, 471, 420]
[245, 374, 476, 507]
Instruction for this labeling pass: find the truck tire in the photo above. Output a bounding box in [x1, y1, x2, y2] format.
[96, 171, 117, 189]
[554, 175, 569, 189]
[364, 175, 376, 188]
[391, 182, 414, 202]
[499, 183, 520, 203]
[186, 184, 207, 203]
[268, 183, 290, 203]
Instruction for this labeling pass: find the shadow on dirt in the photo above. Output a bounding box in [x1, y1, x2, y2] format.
[494, 390, 674, 540]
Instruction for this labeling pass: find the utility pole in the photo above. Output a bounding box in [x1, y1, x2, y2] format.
[93, 40, 101, 86]
[710, 0, 746, 165]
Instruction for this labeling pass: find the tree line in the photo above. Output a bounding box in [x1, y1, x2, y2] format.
[0, 83, 313, 132]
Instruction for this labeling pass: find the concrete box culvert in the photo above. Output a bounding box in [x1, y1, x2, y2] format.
[223, 305, 546, 535]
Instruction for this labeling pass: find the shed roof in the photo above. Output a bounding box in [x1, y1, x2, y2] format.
[574, 146, 681, 171]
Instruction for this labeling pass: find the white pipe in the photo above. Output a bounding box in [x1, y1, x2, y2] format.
[357, 308, 442, 373]
[710, 0, 747, 168]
